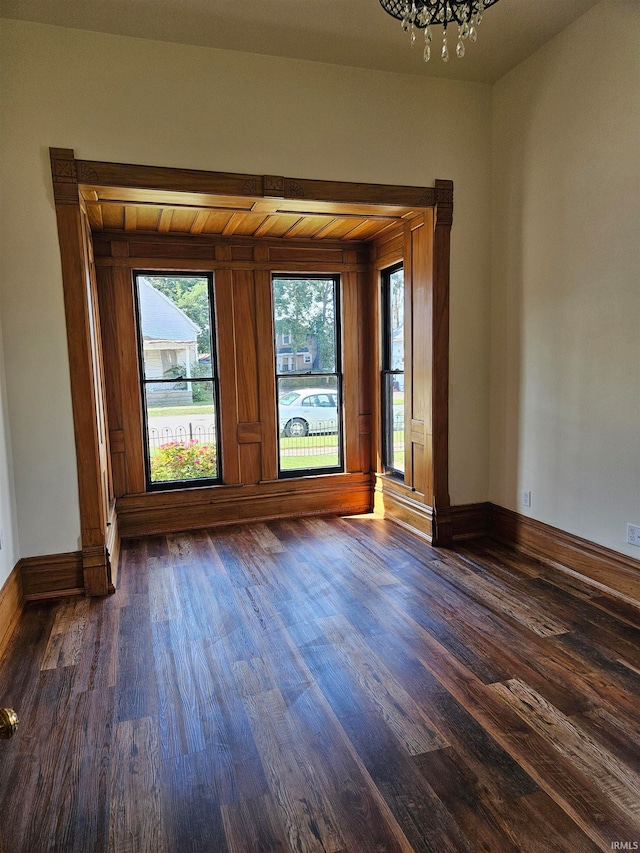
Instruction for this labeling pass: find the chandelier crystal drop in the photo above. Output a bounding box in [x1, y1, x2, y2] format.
[379, 0, 501, 61]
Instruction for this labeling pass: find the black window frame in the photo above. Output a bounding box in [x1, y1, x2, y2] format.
[133, 270, 223, 491]
[381, 262, 405, 478]
[272, 273, 344, 479]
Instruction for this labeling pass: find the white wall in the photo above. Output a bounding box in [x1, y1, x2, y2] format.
[0, 319, 18, 587]
[490, 0, 640, 557]
[0, 19, 493, 558]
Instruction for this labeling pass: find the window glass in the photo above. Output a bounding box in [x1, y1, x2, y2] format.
[381, 264, 405, 475]
[273, 276, 343, 476]
[135, 273, 221, 488]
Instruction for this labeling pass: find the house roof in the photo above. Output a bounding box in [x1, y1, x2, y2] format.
[138, 278, 200, 343]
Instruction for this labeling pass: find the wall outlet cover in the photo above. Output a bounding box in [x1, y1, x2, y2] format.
[627, 524, 640, 547]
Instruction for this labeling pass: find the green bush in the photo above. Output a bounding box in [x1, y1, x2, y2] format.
[150, 440, 217, 482]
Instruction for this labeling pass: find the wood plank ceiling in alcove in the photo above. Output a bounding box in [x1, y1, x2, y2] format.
[80, 184, 418, 241]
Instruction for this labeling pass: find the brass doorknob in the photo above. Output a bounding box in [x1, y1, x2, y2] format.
[0, 709, 18, 739]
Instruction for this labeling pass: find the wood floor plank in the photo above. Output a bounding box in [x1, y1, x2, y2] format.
[318, 613, 448, 755]
[221, 793, 292, 853]
[240, 686, 347, 853]
[492, 679, 640, 821]
[161, 749, 230, 853]
[109, 716, 167, 853]
[41, 596, 90, 670]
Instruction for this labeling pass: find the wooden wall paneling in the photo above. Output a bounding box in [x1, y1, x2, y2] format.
[117, 473, 372, 538]
[253, 263, 278, 482]
[96, 265, 125, 497]
[114, 262, 146, 496]
[356, 269, 373, 475]
[50, 148, 111, 596]
[369, 257, 383, 476]
[232, 269, 262, 485]
[96, 260, 146, 497]
[342, 269, 361, 473]
[431, 182, 453, 545]
[212, 262, 242, 487]
[410, 212, 432, 505]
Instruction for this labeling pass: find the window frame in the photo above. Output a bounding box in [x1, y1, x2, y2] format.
[381, 262, 405, 478]
[133, 270, 223, 491]
[272, 273, 344, 479]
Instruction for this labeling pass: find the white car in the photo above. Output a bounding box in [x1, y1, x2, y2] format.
[279, 387, 339, 437]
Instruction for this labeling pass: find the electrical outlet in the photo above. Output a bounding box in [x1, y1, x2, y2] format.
[628, 524, 640, 548]
[521, 490, 531, 508]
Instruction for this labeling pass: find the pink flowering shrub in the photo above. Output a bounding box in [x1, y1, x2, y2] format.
[150, 440, 217, 482]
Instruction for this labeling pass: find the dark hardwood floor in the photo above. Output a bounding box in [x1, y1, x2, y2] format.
[0, 515, 639, 852]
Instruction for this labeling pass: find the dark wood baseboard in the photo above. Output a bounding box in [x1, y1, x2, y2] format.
[437, 502, 491, 541]
[489, 504, 640, 604]
[20, 551, 84, 601]
[117, 473, 373, 538]
[0, 563, 23, 659]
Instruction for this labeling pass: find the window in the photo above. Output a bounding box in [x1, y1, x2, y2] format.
[134, 273, 222, 489]
[381, 263, 405, 475]
[272, 275, 343, 476]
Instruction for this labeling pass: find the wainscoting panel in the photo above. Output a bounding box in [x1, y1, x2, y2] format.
[117, 472, 373, 538]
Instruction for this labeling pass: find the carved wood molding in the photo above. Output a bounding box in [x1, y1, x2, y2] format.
[50, 148, 79, 205]
[434, 178, 454, 227]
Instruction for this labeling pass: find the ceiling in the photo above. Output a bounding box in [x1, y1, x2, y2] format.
[1, 0, 601, 83]
[81, 185, 418, 242]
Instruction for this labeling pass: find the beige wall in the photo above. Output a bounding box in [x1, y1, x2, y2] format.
[0, 319, 18, 587]
[0, 19, 492, 558]
[491, 0, 640, 557]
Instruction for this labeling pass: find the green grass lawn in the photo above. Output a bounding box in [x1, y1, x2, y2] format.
[147, 402, 214, 417]
[280, 453, 339, 470]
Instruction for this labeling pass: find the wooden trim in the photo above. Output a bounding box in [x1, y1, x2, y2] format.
[76, 160, 436, 208]
[93, 230, 370, 259]
[50, 148, 112, 596]
[0, 564, 23, 660]
[20, 552, 84, 601]
[117, 473, 373, 538]
[436, 502, 491, 541]
[489, 504, 640, 604]
[373, 475, 433, 543]
[342, 269, 361, 472]
[431, 180, 453, 545]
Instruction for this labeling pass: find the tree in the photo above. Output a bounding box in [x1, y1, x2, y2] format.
[272, 278, 336, 372]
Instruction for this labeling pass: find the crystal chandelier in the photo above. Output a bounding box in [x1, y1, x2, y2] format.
[379, 0, 501, 62]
